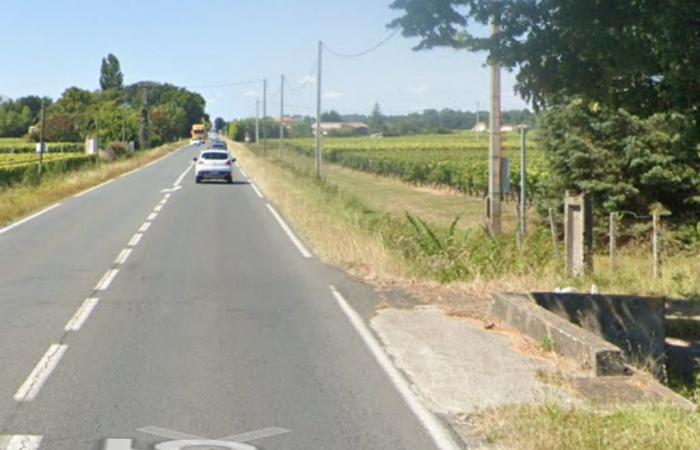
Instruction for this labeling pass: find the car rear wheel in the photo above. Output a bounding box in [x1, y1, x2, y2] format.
[226, 175, 233, 184]
[195, 177, 202, 184]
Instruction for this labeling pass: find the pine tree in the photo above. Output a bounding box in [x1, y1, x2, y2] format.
[100, 54, 124, 91]
[368, 102, 386, 133]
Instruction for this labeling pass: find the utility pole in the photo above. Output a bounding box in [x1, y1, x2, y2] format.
[518, 125, 528, 249]
[315, 41, 323, 178]
[487, 7, 503, 236]
[255, 99, 260, 145]
[279, 74, 285, 159]
[38, 100, 46, 177]
[262, 78, 267, 153]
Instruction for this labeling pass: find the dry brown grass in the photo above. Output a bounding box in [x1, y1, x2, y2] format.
[0, 141, 184, 228]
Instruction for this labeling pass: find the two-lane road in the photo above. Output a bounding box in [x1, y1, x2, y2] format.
[0, 144, 459, 449]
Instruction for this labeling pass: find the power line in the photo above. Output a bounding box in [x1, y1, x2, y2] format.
[284, 60, 319, 92]
[323, 29, 400, 58]
[185, 79, 261, 90]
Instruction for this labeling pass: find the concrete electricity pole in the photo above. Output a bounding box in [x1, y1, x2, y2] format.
[262, 78, 268, 153]
[315, 41, 323, 178]
[487, 10, 503, 236]
[255, 100, 260, 145]
[38, 100, 46, 177]
[280, 74, 285, 158]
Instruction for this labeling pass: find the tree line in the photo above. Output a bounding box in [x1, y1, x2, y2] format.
[0, 54, 207, 149]
[224, 105, 535, 141]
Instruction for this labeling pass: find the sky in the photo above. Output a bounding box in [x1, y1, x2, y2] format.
[0, 0, 529, 120]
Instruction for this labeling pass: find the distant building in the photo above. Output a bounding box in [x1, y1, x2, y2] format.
[472, 122, 487, 132]
[311, 122, 369, 137]
[500, 125, 515, 133]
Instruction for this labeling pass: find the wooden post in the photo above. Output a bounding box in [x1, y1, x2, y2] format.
[652, 211, 661, 278]
[548, 207, 559, 258]
[609, 213, 617, 272]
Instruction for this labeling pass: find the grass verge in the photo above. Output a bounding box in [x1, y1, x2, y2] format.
[0, 141, 184, 228]
[236, 143, 700, 300]
[473, 403, 700, 450]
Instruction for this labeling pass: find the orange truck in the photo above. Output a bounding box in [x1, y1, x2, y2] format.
[190, 124, 206, 144]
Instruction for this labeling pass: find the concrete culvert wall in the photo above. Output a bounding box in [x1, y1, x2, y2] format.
[531, 292, 666, 378]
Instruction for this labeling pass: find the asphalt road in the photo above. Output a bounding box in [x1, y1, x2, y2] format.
[0, 144, 458, 450]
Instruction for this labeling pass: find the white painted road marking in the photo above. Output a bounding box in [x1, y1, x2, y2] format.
[239, 168, 248, 178]
[64, 298, 100, 332]
[128, 233, 143, 247]
[0, 435, 43, 450]
[330, 286, 462, 450]
[73, 178, 114, 198]
[95, 269, 119, 291]
[0, 203, 61, 237]
[139, 222, 152, 233]
[173, 163, 193, 186]
[13, 344, 68, 402]
[250, 182, 264, 198]
[266, 204, 312, 258]
[154, 204, 163, 212]
[114, 248, 133, 265]
[147, 212, 158, 221]
[161, 185, 182, 194]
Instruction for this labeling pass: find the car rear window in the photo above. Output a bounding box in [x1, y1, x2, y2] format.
[201, 152, 229, 160]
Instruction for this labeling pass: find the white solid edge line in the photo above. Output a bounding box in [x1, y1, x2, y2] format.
[139, 222, 152, 233]
[147, 212, 158, 221]
[159, 198, 168, 205]
[114, 248, 132, 265]
[330, 286, 462, 450]
[239, 168, 248, 177]
[95, 269, 119, 291]
[128, 233, 143, 247]
[73, 178, 114, 198]
[13, 344, 68, 402]
[250, 182, 263, 198]
[164, 193, 172, 199]
[265, 204, 312, 258]
[64, 298, 100, 332]
[0, 203, 61, 236]
[1, 435, 43, 450]
[153, 204, 163, 212]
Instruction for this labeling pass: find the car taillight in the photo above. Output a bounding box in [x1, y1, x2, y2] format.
[198, 160, 205, 165]
[225, 160, 232, 166]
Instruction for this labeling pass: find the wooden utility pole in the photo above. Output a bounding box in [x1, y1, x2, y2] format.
[609, 213, 617, 272]
[487, 10, 502, 235]
[652, 211, 661, 278]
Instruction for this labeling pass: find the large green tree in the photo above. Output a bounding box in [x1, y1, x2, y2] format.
[389, 0, 700, 120]
[100, 54, 124, 90]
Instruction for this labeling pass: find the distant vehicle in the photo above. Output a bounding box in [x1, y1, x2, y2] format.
[190, 124, 206, 145]
[193, 150, 235, 184]
[210, 141, 227, 150]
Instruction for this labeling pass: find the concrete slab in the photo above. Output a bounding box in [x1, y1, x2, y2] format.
[370, 306, 574, 415]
